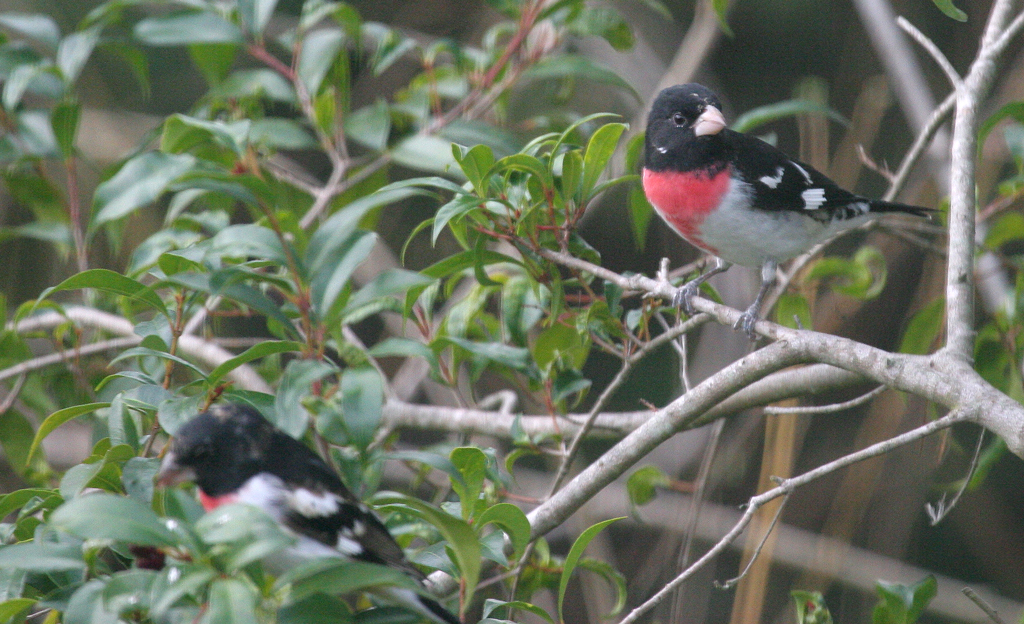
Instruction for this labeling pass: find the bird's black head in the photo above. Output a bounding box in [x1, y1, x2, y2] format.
[157, 404, 276, 496]
[644, 83, 729, 172]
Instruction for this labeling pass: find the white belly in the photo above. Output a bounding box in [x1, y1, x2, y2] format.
[697, 181, 872, 266]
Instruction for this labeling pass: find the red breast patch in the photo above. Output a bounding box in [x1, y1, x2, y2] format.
[199, 491, 239, 511]
[642, 167, 731, 253]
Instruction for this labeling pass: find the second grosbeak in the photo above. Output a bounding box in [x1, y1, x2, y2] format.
[157, 404, 460, 624]
[642, 83, 930, 338]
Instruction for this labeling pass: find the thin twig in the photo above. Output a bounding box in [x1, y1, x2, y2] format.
[896, 17, 964, 89]
[926, 428, 986, 525]
[989, 9, 1024, 61]
[715, 489, 792, 589]
[0, 374, 27, 414]
[618, 409, 967, 624]
[763, 384, 886, 415]
[884, 91, 956, 202]
[668, 417, 724, 621]
[0, 337, 139, 384]
[963, 587, 1008, 624]
[546, 313, 710, 496]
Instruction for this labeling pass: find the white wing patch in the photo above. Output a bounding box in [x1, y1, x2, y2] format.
[801, 188, 827, 210]
[759, 166, 785, 189]
[289, 488, 340, 517]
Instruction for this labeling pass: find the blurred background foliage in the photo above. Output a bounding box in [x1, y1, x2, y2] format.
[0, 0, 1020, 623]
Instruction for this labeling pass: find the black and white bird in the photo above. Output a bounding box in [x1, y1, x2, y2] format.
[642, 83, 930, 337]
[157, 403, 460, 624]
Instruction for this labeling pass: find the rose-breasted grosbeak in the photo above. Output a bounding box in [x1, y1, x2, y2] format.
[642, 83, 930, 337]
[157, 404, 460, 624]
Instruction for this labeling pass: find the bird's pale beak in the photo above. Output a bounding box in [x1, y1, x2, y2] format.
[155, 452, 195, 487]
[693, 105, 727, 137]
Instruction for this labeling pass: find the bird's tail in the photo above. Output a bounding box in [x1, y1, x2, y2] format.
[867, 199, 934, 218]
[383, 587, 461, 624]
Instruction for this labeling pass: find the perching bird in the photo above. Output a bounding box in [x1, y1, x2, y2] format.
[157, 403, 460, 624]
[642, 83, 930, 337]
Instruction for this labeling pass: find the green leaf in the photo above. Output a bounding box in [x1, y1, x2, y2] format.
[150, 566, 217, 619]
[493, 153, 551, 186]
[112, 346, 207, 378]
[207, 340, 304, 388]
[454, 143, 495, 195]
[57, 26, 101, 83]
[985, 212, 1024, 249]
[0, 598, 34, 622]
[711, 0, 734, 36]
[449, 447, 486, 520]
[346, 100, 392, 151]
[792, 590, 833, 624]
[979, 102, 1024, 146]
[91, 152, 197, 230]
[575, 558, 627, 618]
[134, 11, 244, 45]
[278, 594, 354, 624]
[804, 247, 887, 300]
[626, 465, 669, 507]
[161, 114, 250, 156]
[275, 359, 337, 437]
[0, 410, 35, 474]
[203, 578, 259, 624]
[731, 100, 848, 134]
[40, 268, 167, 315]
[0, 14, 60, 49]
[340, 366, 383, 450]
[521, 55, 639, 101]
[27, 402, 109, 464]
[775, 293, 812, 330]
[51, 98, 80, 159]
[899, 297, 944, 355]
[931, 0, 967, 21]
[343, 269, 435, 316]
[872, 575, 936, 624]
[432, 194, 484, 244]
[122, 457, 160, 503]
[0, 541, 85, 572]
[482, 599, 554, 623]
[559, 150, 583, 201]
[581, 122, 627, 200]
[51, 493, 179, 547]
[392, 135, 458, 175]
[275, 559, 422, 603]
[476, 503, 531, 563]
[557, 517, 624, 621]
[239, 0, 279, 35]
[442, 337, 533, 372]
[297, 28, 344, 94]
[310, 230, 377, 316]
[374, 493, 480, 610]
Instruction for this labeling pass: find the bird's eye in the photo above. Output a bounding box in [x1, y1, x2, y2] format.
[672, 112, 686, 126]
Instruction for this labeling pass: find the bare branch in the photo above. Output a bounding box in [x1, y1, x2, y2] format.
[619, 409, 967, 623]
[896, 17, 963, 89]
[884, 91, 956, 202]
[763, 384, 886, 415]
[963, 587, 1008, 624]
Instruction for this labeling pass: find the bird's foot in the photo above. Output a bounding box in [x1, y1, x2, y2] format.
[672, 281, 701, 317]
[733, 306, 761, 340]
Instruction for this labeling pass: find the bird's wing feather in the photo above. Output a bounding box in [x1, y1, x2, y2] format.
[725, 131, 865, 218]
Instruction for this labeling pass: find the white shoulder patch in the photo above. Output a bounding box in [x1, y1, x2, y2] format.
[801, 188, 827, 210]
[759, 166, 785, 189]
[289, 488, 340, 517]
